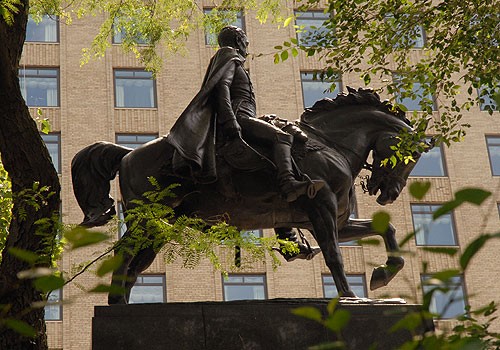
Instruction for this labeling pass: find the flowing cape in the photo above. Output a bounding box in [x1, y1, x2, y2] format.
[166, 47, 243, 183]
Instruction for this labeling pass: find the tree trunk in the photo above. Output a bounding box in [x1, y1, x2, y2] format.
[0, 2, 61, 349]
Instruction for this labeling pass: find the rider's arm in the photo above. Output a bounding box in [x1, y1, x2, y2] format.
[214, 61, 241, 138]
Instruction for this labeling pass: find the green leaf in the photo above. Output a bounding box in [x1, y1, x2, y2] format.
[460, 234, 490, 270]
[40, 119, 51, 134]
[8, 247, 39, 264]
[292, 306, 323, 322]
[430, 269, 461, 282]
[284, 16, 293, 27]
[422, 247, 458, 256]
[281, 50, 289, 61]
[4, 318, 36, 338]
[327, 297, 339, 315]
[409, 181, 431, 199]
[90, 284, 127, 295]
[371, 211, 390, 234]
[33, 275, 65, 293]
[454, 188, 491, 205]
[324, 309, 351, 332]
[357, 238, 381, 246]
[273, 53, 280, 64]
[363, 73, 371, 85]
[291, 47, 298, 57]
[96, 255, 123, 277]
[64, 226, 109, 249]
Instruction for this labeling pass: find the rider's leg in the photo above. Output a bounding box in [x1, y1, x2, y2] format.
[239, 116, 324, 202]
[275, 227, 321, 262]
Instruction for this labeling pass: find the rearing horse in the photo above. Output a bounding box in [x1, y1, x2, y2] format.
[71, 88, 424, 304]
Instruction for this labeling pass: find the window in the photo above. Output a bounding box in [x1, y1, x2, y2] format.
[204, 9, 244, 46]
[129, 275, 166, 304]
[340, 205, 359, 246]
[26, 15, 58, 42]
[41, 133, 60, 174]
[295, 11, 330, 47]
[412, 204, 457, 246]
[322, 275, 366, 298]
[486, 136, 500, 175]
[117, 202, 127, 238]
[116, 134, 157, 149]
[114, 70, 156, 108]
[241, 229, 263, 240]
[386, 15, 425, 48]
[45, 289, 62, 321]
[410, 142, 447, 177]
[393, 74, 435, 111]
[477, 85, 499, 111]
[19, 68, 59, 107]
[422, 275, 467, 319]
[301, 71, 341, 108]
[112, 18, 148, 45]
[222, 274, 267, 301]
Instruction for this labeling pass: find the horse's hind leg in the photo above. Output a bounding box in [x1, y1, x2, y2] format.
[339, 219, 404, 291]
[123, 247, 157, 302]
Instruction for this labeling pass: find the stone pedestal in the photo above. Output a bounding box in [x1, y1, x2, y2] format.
[92, 298, 433, 350]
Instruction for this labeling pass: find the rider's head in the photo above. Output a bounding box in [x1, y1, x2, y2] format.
[218, 26, 249, 57]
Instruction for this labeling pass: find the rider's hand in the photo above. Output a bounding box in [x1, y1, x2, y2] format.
[223, 119, 242, 139]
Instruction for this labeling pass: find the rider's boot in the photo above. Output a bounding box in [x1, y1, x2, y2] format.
[274, 134, 325, 202]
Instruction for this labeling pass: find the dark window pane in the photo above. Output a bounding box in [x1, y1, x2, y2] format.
[26, 15, 58, 42]
[412, 204, 457, 245]
[486, 136, 500, 175]
[19, 68, 59, 107]
[114, 70, 156, 108]
[393, 74, 435, 111]
[301, 72, 341, 108]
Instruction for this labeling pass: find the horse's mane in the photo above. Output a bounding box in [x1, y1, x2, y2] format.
[301, 87, 412, 126]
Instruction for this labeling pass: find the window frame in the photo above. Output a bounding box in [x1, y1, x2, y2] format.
[129, 274, 166, 304]
[41, 133, 61, 174]
[421, 274, 468, 319]
[116, 133, 158, 149]
[222, 274, 267, 301]
[45, 288, 62, 321]
[26, 15, 59, 43]
[294, 10, 331, 47]
[203, 8, 245, 46]
[19, 67, 60, 107]
[392, 73, 436, 111]
[113, 69, 157, 109]
[411, 203, 458, 246]
[322, 274, 367, 298]
[410, 140, 447, 177]
[300, 71, 342, 109]
[486, 136, 500, 176]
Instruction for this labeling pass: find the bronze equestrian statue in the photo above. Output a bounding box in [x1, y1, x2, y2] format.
[71, 27, 427, 305]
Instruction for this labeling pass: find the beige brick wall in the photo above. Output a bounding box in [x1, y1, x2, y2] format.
[20, 8, 500, 350]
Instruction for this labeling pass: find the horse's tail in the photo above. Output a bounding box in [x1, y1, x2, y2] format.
[71, 142, 132, 227]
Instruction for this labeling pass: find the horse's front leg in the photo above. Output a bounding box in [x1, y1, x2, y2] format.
[306, 192, 355, 298]
[339, 219, 404, 291]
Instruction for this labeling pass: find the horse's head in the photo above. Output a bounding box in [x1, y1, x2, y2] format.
[367, 133, 428, 205]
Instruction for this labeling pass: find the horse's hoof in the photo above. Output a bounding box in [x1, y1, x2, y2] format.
[370, 260, 404, 291]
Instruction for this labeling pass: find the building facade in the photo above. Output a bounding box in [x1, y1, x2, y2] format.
[20, 6, 500, 349]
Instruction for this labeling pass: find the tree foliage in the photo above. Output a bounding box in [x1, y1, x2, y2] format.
[275, 0, 499, 153]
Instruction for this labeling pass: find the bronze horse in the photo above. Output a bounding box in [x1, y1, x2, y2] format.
[72, 88, 424, 304]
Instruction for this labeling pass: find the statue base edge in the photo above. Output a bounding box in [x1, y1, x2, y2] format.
[92, 298, 433, 350]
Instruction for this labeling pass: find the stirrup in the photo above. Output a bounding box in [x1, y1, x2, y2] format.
[282, 179, 325, 202]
